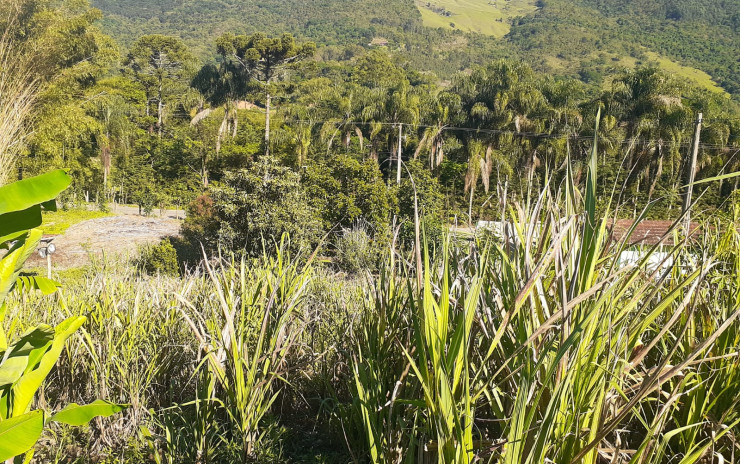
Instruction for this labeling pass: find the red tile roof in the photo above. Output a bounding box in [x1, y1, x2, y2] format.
[608, 219, 701, 246]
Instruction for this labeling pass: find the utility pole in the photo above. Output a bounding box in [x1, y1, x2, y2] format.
[682, 112, 702, 235]
[396, 123, 403, 185]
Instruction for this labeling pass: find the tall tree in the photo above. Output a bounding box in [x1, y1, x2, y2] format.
[319, 83, 371, 155]
[362, 82, 422, 170]
[84, 77, 145, 198]
[606, 68, 691, 200]
[6, 0, 118, 182]
[216, 33, 315, 157]
[278, 78, 332, 167]
[124, 35, 195, 137]
[414, 89, 462, 172]
[455, 60, 549, 213]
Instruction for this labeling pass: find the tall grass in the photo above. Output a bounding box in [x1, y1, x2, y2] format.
[0, 29, 36, 185]
[344, 116, 740, 463]
[177, 250, 312, 461]
[4, 172, 740, 463]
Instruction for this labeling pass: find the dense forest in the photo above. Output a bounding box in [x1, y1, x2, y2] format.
[7, 0, 740, 248]
[90, 0, 740, 97]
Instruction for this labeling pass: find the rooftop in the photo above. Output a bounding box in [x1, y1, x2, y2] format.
[609, 219, 701, 246]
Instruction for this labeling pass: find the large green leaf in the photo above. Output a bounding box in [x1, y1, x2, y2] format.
[9, 316, 87, 417]
[0, 410, 44, 461]
[0, 206, 42, 238]
[51, 400, 128, 426]
[16, 276, 60, 295]
[0, 230, 43, 306]
[0, 326, 55, 387]
[0, 170, 71, 216]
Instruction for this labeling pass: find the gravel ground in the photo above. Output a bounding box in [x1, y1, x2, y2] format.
[27, 214, 182, 269]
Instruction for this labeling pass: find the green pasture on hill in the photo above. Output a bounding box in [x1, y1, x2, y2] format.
[415, 0, 538, 37]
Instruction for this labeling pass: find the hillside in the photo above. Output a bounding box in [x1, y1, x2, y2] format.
[507, 0, 740, 95]
[92, 0, 739, 97]
[415, 0, 538, 37]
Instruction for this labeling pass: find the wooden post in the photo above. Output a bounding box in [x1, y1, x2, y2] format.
[396, 123, 403, 185]
[682, 112, 702, 235]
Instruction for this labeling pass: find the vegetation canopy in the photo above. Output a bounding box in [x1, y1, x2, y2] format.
[2, 0, 740, 462]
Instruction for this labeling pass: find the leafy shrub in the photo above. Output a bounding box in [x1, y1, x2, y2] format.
[398, 159, 446, 249]
[335, 222, 381, 274]
[181, 193, 218, 250]
[304, 154, 396, 236]
[195, 156, 323, 256]
[399, 216, 444, 250]
[137, 238, 179, 276]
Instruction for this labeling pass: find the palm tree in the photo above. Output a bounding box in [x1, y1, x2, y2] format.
[319, 83, 371, 155]
[414, 90, 462, 173]
[361, 82, 422, 172]
[606, 68, 691, 200]
[84, 78, 142, 200]
[278, 78, 332, 167]
[191, 63, 245, 156]
[455, 60, 551, 212]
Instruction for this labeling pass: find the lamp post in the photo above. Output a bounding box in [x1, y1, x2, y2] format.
[38, 238, 57, 279]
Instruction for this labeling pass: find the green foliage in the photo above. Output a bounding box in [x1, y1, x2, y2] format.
[51, 400, 127, 426]
[398, 159, 445, 248]
[181, 194, 218, 251]
[92, 0, 739, 99]
[305, 154, 396, 235]
[5, 207, 740, 462]
[398, 159, 445, 222]
[334, 223, 381, 274]
[178, 247, 312, 460]
[0, 171, 125, 461]
[207, 156, 323, 255]
[136, 238, 179, 276]
[14, 1, 740, 224]
[124, 34, 196, 135]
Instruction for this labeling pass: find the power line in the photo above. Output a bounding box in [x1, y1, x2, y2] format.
[135, 113, 740, 151]
[284, 119, 740, 149]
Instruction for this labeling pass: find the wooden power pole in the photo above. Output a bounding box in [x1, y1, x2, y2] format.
[682, 112, 702, 234]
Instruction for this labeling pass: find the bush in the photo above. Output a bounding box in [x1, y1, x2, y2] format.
[335, 222, 381, 274]
[304, 155, 396, 236]
[181, 193, 218, 251]
[207, 156, 323, 256]
[137, 237, 179, 276]
[398, 159, 446, 249]
[399, 216, 444, 250]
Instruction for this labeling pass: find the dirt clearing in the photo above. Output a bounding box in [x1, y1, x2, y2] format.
[27, 214, 181, 269]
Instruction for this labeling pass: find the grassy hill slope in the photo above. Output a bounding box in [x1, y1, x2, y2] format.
[508, 0, 739, 95]
[92, 0, 739, 97]
[415, 0, 537, 37]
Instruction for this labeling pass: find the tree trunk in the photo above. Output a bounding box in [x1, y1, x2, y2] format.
[157, 82, 164, 138]
[202, 149, 209, 188]
[413, 132, 428, 160]
[264, 92, 271, 157]
[216, 108, 228, 154]
[468, 181, 475, 227]
[231, 111, 238, 138]
[396, 124, 403, 185]
[101, 146, 110, 198]
[647, 152, 663, 201]
[343, 131, 351, 150]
